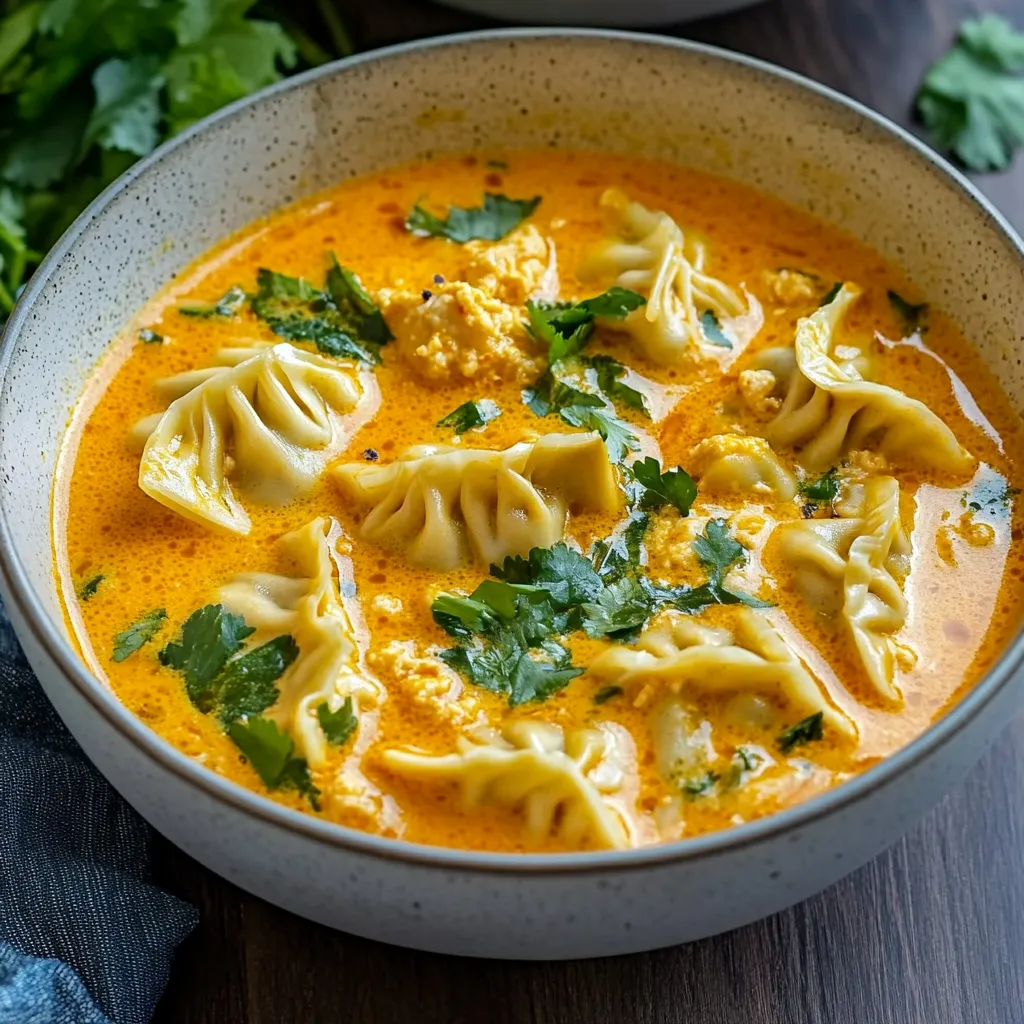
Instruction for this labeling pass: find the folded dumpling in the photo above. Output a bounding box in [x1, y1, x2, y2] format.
[589, 606, 854, 737]
[382, 720, 636, 850]
[580, 188, 760, 365]
[688, 433, 797, 500]
[756, 283, 974, 474]
[217, 517, 383, 770]
[777, 475, 912, 702]
[138, 342, 377, 534]
[333, 432, 621, 571]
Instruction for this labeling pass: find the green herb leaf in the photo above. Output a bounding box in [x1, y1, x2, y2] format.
[406, 193, 540, 243]
[591, 511, 649, 582]
[437, 399, 502, 435]
[251, 256, 390, 363]
[630, 456, 697, 515]
[138, 328, 164, 344]
[581, 576, 652, 639]
[227, 716, 320, 808]
[83, 56, 164, 158]
[78, 573, 105, 601]
[693, 518, 746, 578]
[559, 402, 640, 464]
[179, 285, 247, 318]
[777, 711, 825, 753]
[493, 542, 605, 611]
[593, 685, 624, 705]
[525, 287, 645, 364]
[916, 15, 1024, 171]
[799, 467, 840, 503]
[682, 771, 720, 798]
[159, 604, 255, 710]
[441, 640, 582, 707]
[887, 290, 928, 333]
[522, 369, 604, 418]
[432, 593, 500, 639]
[317, 697, 357, 746]
[820, 282, 843, 306]
[700, 310, 732, 349]
[215, 635, 299, 725]
[112, 608, 166, 662]
[585, 355, 651, 416]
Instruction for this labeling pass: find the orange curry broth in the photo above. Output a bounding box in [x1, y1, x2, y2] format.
[53, 149, 1024, 852]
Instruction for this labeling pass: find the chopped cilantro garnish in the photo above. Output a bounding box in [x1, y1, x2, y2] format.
[432, 592, 501, 639]
[138, 328, 164, 344]
[630, 456, 697, 515]
[593, 685, 624, 705]
[158, 604, 255, 710]
[778, 711, 825, 753]
[492, 542, 605, 611]
[558, 402, 640, 463]
[215, 635, 299, 725]
[591, 511, 649, 582]
[179, 285, 247, 319]
[887, 290, 928, 333]
[437, 399, 501, 435]
[700, 310, 732, 349]
[79, 574, 105, 601]
[525, 287, 645, 363]
[820, 282, 843, 306]
[682, 771, 720, 798]
[406, 193, 541, 243]
[227, 716, 320, 809]
[916, 15, 1024, 171]
[317, 697, 357, 747]
[799, 467, 841, 503]
[693, 517, 746, 577]
[522, 370, 603, 418]
[440, 640, 582, 707]
[251, 254, 391, 364]
[112, 608, 166, 663]
[585, 355, 651, 416]
[581, 576, 652, 639]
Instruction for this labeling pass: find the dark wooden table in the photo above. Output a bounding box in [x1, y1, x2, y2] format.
[152, 2, 1024, 1020]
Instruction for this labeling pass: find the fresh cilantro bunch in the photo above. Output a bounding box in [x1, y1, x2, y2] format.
[0, 0, 351, 320]
[916, 14, 1024, 171]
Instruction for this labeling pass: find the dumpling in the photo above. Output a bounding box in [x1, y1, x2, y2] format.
[777, 475, 912, 702]
[461, 225, 559, 305]
[379, 279, 542, 385]
[580, 188, 761, 365]
[138, 342, 377, 535]
[688, 434, 797, 500]
[589, 606, 855, 737]
[381, 720, 636, 850]
[217, 517, 383, 770]
[756, 283, 974, 473]
[333, 432, 622, 571]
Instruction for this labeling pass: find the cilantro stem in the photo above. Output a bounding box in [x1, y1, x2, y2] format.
[315, 0, 355, 56]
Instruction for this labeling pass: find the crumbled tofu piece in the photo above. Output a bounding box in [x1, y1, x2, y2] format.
[462, 225, 559, 305]
[763, 268, 819, 304]
[371, 594, 403, 617]
[368, 640, 482, 724]
[646, 515, 706, 577]
[738, 368, 781, 415]
[846, 449, 890, 476]
[380, 280, 542, 384]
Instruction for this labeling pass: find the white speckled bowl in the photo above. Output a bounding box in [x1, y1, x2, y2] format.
[2, 30, 1024, 958]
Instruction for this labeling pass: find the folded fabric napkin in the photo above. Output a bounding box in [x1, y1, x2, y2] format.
[0, 598, 198, 1024]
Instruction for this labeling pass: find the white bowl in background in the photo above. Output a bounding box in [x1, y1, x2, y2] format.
[2, 29, 1024, 958]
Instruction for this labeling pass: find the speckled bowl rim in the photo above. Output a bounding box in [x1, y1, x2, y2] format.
[3, 28, 1024, 876]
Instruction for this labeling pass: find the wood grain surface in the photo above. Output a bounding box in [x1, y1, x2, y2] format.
[151, 2, 1024, 1021]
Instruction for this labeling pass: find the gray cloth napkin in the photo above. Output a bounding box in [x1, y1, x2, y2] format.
[0, 599, 198, 1023]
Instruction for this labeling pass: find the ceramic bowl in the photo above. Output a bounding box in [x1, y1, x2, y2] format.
[433, 0, 763, 26]
[2, 30, 1023, 959]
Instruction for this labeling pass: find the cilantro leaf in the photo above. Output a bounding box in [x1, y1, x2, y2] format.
[630, 457, 697, 515]
[581, 577, 652, 639]
[916, 15, 1024, 171]
[799, 467, 840, 503]
[591, 511, 649, 582]
[558, 402, 640, 464]
[179, 285, 247, 318]
[522, 369, 604, 418]
[251, 256, 390, 363]
[820, 282, 843, 306]
[525, 287, 645, 363]
[700, 310, 732, 349]
[227, 716, 320, 808]
[159, 604, 255, 710]
[593, 685, 624, 705]
[112, 608, 166, 663]
[777, 711, 825, 753]
[693, 518, 746, 578]
[82, 56, 164, 158]
[432, 593, 499, 639]
[138, 328, 164, 344]
[682, 771, 720, 798]
[585, 355, 651, 416]
[441, 640, 582, 707]
[437, 399, 501, 435]
[493, 542, 605, 611]
[79, 574, 105, 601]
[317, 697, 357, 746]
[215, 635, 299, 725]
[406, 193, 540, 243]
[887, 290, 928, 333]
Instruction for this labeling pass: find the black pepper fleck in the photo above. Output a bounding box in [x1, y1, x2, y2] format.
[433, 274, 444, 285]
[363, 449, 379, 462]
[421, 289, 432, 301]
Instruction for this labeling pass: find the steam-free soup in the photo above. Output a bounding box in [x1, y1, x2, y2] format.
[55, 150, 1024, 852]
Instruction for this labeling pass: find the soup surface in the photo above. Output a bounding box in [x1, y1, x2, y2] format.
[55, 150, 1024, 853]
